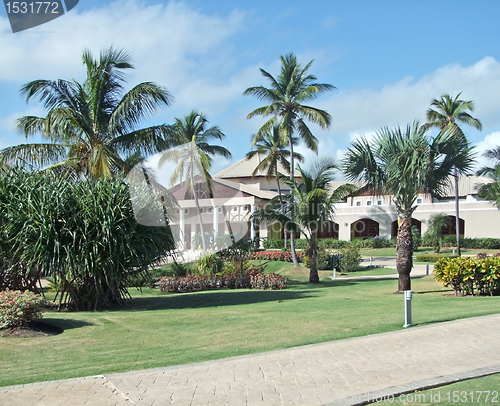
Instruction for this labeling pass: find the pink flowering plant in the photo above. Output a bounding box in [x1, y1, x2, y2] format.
[154, 266, 287, 293]
[0, 289, 47, 329]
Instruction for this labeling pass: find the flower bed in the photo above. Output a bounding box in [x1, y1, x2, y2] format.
[154, 266, 287, 293]
[247, 251, 304, 263]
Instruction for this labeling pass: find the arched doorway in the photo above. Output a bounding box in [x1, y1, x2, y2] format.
[442, 216, 464, 236]
[351, 218, 379, 239]
[392, 218, 422, 237]
[317, 221, 339, 239]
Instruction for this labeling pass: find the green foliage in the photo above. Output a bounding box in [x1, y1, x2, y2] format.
[0, 290, 46, 329]
[193, 253, 225, 276]
[434, 257, 500, 296]
[317, 239, 349, 249]
[411, 226, 421, 251]
[0, 168, 175, 309]
[262, 239, 285, 249]
[339, 246, 362, 273]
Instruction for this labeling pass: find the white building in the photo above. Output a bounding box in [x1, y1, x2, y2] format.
[170, 155, 500, 249]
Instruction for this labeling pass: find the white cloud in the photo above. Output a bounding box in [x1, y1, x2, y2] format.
[474, 131, 500, 172]
[318, 56, 500, 144]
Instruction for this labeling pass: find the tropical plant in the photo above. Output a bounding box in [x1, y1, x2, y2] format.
[0, 47, 173, 178]
[253, 158, 355, 283]
[425, 93, 480, 256]
[159, 110, 231, 251]
[343, 121, 461, 291]
[424, 213, 451, 253]
[476, 146, 500, 207]
[0, 168, 175, 309]
[244, 53, 335, 266]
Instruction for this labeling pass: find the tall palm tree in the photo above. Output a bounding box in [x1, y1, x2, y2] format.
[343, 121, 464, 291]
[244, 53, 335, 266]
[476, 146, 500, 207]
[253, 158, 354, 283]
[159, 110, 231, 251]
[425, 93, 480, 256]
[246, 125, 303, 200]
[0, 47, 174, 178]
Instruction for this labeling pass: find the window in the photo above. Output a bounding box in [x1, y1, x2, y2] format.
[417, 198, 422, 204]
[367, 201, 372, 206]
[218, 207, 223, 213]
[356, 201, 361, 207]
[377, 200, 382, 206]
[207, 207, 213, 214]
[184, 208, 189, 214]
[242, 205, 250, 212]
[232, 206, 238, 212]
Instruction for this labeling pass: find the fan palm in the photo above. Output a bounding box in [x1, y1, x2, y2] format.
[424, 213, 451, 253]
[343, 121, 463, 291]
[0, 47, 174, 178]
[244, 53, 335, 266]
[159, 110, 231, 251]
[253, 158, 355, 283]
[425, 93, 480, 256]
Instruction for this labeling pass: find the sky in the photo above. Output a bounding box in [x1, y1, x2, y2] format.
[1, 0, 500, 178]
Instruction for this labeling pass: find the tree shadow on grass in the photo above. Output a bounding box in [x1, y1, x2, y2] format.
[114, 289, 318, 312]
[42, 318, 95, 330]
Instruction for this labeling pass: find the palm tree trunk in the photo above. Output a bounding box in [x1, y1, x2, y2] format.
[308, 232, 319, 283]
[396, 215, 413, 292]
[454, 166, 461, 257]
[288, 137, 300, 267]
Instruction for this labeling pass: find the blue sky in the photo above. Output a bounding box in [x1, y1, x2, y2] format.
[1, 0, 500, 176]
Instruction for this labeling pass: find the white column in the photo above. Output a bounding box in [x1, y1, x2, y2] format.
[179, 208, 185, 250]
[250, 205, 257, 240]
[213, 206, 218, 235]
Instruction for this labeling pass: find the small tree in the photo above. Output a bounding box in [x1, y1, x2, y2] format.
[424, 213, 451, 253]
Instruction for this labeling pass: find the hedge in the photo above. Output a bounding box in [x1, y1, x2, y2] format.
[434, 256, 500, 296]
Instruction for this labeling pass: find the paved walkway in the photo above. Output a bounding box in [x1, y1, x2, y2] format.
[1, 313, 499, 406]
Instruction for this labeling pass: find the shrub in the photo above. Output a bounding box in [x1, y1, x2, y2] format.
[293, 239, 309, 250]
[339, 246, 362, 272]
[262, 239, 285, 249]
[0, 290, 46, 329]
[193, 253, 224, 276]
[434, 257, 500, 296]
[317, 239, 349, 249]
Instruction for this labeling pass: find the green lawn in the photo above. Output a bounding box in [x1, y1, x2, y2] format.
[362, 247, 500, 257]
[1, 265, 499, 387]
[373, 373, 500, 405]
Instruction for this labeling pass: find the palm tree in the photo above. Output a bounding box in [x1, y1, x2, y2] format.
[0, 47, 174, 178]
[425, 93, 480, 256]
[246, 125, 303, 249]
[159, 110, 231, 251]
[244, 53, 335, 266]
[476, 146, 500, 207]
[343, 121, 464, 291]
[253, 158, 355, 283]
[424, 213, 451, 253]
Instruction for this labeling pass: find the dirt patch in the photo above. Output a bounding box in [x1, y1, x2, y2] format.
[0, 321, 63, 338]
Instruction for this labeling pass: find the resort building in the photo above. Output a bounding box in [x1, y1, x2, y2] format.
[169, 155, 500, 249]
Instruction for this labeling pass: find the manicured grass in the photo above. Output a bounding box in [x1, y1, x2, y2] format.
[373, 373, 500, 405]
[345, 266, 398, 277]
[362, 247, 500, 257]
[1, 269, 499, 388]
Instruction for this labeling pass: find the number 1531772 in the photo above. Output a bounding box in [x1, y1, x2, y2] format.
[5, 2, 61, 14]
